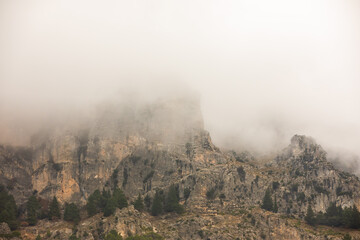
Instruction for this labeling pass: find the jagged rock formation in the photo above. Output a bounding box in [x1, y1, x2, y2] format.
[1, 97, 360, 239]
[273, 135, 360, 214]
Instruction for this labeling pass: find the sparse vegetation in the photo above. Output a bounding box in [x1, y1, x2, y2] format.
[125, 232, 164, 240]
[105, 230, 123, 240]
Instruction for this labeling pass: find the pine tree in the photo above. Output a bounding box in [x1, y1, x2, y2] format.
[86, 197, 98, 217]
[100, 189, 111, 210]
[261, 189, 273, 211]
[49, 196, 60, 220]
[350, 205, 360, 229]
[342, 206, 353, 228]
[27, 195, 40, 226]
[113, 188, 128, 209]
[305, 205, 316, 226]
[273, 195, 278, 213]
[63, 203, 80, 224]
[165, 185, 178, 212]
[324, 202, 343, 227]
[0, 186, 18, 230]
[144, 195, 151, 210]
[151, 191, 163, 216]
[87, 190, 102, 216]
[104, 197, 116, 217]
[165, 185, 184, 214]
[133, 194, 144, 212]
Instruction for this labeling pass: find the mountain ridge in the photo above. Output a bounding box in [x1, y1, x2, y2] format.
[1, 98, 360, 239]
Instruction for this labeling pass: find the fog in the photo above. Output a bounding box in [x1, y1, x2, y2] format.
[1, 0, 359, 159]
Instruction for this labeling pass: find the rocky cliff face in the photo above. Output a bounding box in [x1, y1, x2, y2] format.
[1, 97, 209, 204]
[0, 145, 33, 204]
[1, 98, 360, 239]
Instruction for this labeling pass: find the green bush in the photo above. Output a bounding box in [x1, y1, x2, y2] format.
[69, 234, 80, 240]
[105, 230, 123, 240]
[343, 233, 352, 240]
[125, 232, 164, 240]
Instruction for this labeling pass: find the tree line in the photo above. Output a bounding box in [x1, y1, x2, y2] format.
[1, 183, 185, 231]
[86, 184, 184, 217]
[305, 202, 360, 229]
[26, 194, 80, 225]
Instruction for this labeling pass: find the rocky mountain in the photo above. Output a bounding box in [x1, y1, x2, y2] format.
[1, 97, 360, 240]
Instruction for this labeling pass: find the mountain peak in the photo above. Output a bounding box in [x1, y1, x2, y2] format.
[275, 134, 327, 165]
[290, 134, 317, 149]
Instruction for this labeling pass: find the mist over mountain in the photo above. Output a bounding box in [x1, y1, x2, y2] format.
[1, 2, 360, 239]
[1, 0, 359, 162]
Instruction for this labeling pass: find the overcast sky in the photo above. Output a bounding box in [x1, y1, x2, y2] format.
[0, 0, 359, 156]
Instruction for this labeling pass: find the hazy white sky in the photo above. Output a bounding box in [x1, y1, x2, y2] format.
[0, 0, 359, 155]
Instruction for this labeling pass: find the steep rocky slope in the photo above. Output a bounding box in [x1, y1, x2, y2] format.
[1, 97, 360, 239]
